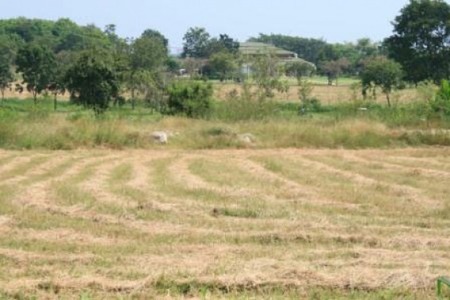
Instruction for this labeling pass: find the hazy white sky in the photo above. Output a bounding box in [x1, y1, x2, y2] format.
[0, 0, 428, 52]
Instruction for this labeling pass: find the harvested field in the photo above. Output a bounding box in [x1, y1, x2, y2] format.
[213, 83, 421, 104]
[0, 148, 449, 298]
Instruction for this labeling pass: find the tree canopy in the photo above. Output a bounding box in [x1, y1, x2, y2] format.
[182, 27, 211, 58]
[182, 28, 239, 59]
[361, 56, 403, 106]
[65, 50, 119, 114]
[249, 34, 380, 77]
[15, 43, 56, 103]
[384, 0, 450, 83]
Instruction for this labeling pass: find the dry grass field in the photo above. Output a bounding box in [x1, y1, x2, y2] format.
[0, 148, 449, 298]
[3, 80, 421, 105]
[213, 83, 420, 104]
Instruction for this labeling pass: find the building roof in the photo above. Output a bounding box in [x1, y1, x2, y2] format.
[239, 42, 297, 57]
[239, 42, 316, 68]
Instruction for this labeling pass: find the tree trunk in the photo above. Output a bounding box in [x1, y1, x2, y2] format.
[33, 91, 37, 105]
[386, 93, 391, 108]
[131, 88, 135, 110]
[54, 93, 57, 111]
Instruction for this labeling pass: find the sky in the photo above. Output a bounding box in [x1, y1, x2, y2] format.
[0, 0, 420, 53]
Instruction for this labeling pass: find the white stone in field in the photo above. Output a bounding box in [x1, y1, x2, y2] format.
[151, 131, 168, 144]
[238, 133, 256, 144]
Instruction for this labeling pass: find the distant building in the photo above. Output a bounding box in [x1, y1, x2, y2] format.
[239, 42, 299, 59]
[239, 42, 315, 76]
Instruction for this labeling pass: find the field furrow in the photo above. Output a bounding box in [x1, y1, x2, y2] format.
[0, 148, 448, 298]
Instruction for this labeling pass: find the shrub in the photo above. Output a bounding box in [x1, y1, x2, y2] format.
[299, 98, 322, 115]
[166, 80, 213, 118]
[213, 85, 280, 121]
[431, 80, 450, 115]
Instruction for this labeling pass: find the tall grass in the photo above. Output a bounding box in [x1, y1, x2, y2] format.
[1, 97, 450, 150]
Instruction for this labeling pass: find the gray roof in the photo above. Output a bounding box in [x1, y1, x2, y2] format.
[239, 42, 315, 68]
[239, 42, 296, 56]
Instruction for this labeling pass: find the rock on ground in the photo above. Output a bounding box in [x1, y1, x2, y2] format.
[151, 131, 168, 144]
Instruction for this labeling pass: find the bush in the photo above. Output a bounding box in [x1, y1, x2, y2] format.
[213, 86, 281, 121]
[166, 80, 213, 118]
[431, 80, 450, 115]
[299, 98, 322, 115]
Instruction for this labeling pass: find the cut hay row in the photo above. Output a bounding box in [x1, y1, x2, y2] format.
[0, 148, 449, 298]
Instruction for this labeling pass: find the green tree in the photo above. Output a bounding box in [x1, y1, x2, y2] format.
[205, 51, 238, 81]
[384, 0, 450, 83]
[65, 50, 119, 114]
[431, 80, 450, 115]
[0, 34, 19, 62]
[166, 80, 213, 118]
[361, 56, 403, 107]
[0, 35, 15, 101]
[141, 29, 169, 53]
[182, 27, 210, 58]
[127, 32, 168, 109]
[355, 38, 380, 58]
[166, 56, 181, 74]
[48, 51, 76, 110]
[251, 52, 288, 100]
[182, 57, 207, 77]
[285, 61, 316, 79]
[132, 70, 167, 111]
[0, 61, 13, 101]
[16, 44, 56, 104]
[207, 34, 240, 56]
[319, 58, 350, 86]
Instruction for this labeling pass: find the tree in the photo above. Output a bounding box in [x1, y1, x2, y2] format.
[319, 58, 350, 86]
[16, 44, 56, 104]
[131, 70, 167, 111]
[0, 34, 19, 62]
[104, 24, 128, 54]
[360, 56, 403, 107]
[65, 50, 119, 114]
[166, 80, 213, 118]
[182, 27, 210, 58]
[0, 61, 13, 101]
[207, 34, 239, 56]
[127, 32, 168, 109]
[0, 36, 15, 101]
[430, 80, 450, 115]
[355, 38, 380, 58]
[251, 52, 288, 100]
[182, 57, 207, 77]
[166, 57, 181, 74]
[48, 51, 76, 110]
[130, 34, 167, 72]
[285, 61, 316, 79]
[141, 29, 169, 53]
[297, 78, 315, 112]
[0, 18, 116, 53]
[384, 0, 450, 83]
[205, 51, 238, 81]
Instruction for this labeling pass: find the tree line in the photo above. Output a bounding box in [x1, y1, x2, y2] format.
[0, 0, 449, 114]
[0, 18, 175, 113]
